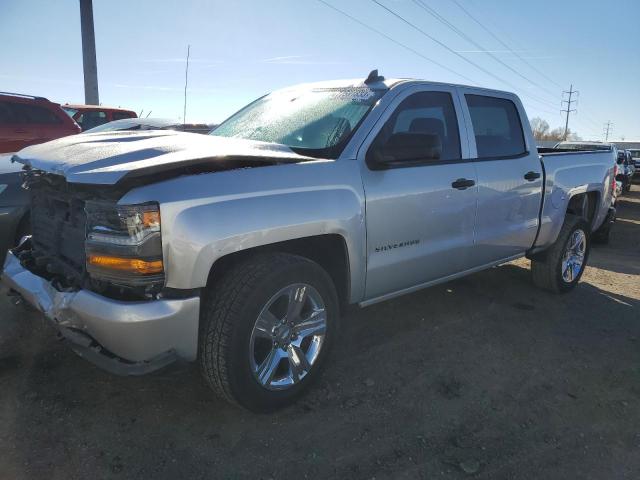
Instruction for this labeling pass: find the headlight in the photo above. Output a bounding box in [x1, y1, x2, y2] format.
[85, 201, 164, 287]
[0, 184, 7, 195]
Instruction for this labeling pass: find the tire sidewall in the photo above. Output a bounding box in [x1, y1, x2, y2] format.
[555, 219, 590, 292]
[223, 258, 339, 412]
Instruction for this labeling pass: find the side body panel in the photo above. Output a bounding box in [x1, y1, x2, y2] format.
[356, 83, 478, 299]
[534, 150, 615, 250]
[120, 159, 367, 303]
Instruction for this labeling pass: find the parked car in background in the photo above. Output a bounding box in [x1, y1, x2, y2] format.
[3, 74, 618, 411]
[85, 117, 216, 134]
[62, 104, 137, 131]
[615, 150, 634, 193]
[0, 154, 29, 261]
[0, 92, 81, 153]
[629, 149, 640, 177]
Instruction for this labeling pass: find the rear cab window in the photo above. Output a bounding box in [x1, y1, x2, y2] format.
[465, 94, 526, 158]
[77, 110, 107, 130]
[112, 111, 135, 121]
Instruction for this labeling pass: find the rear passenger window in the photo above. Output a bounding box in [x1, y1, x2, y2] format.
[77, 111, 107, 130]
[11, 103, 62, 124]
[465, 94, 526, 158]
[372, 91, 461, 162]
[0, 102, 14, 124]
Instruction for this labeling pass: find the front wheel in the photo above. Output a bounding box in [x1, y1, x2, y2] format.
[199, 253, 339, 412]
[532, 215, 590, 293]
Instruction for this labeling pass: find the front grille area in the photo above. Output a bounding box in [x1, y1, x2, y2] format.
[29, 180, 88, 286]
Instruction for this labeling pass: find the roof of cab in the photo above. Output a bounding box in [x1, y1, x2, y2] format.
[272, 74, 515, 99]
[63, 104, 137, 112]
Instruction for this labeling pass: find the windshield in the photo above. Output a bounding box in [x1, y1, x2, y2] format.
[210, 86, 386, 158]
[629, 149, 640, 159]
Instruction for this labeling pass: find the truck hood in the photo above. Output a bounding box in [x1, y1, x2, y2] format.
[12, 130, 320, 185]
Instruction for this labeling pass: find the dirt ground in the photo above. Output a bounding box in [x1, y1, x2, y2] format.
[1, 186, 639, 480]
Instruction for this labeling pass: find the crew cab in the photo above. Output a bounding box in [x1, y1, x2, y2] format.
[2, 73, 617, 411]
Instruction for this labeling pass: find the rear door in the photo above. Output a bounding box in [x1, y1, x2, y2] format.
[359, 84, 478, 300]
[457, 89, 543, 264]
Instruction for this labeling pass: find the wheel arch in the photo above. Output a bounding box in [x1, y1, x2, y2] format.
[566, 190, 600, 230]
[204, 234, 352, 309]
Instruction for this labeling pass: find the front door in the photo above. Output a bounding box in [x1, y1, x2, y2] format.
[359, 86, 478, 300]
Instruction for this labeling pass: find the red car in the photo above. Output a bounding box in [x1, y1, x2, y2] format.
[62, 104, 137, 131]
[0, 92, 81, 154]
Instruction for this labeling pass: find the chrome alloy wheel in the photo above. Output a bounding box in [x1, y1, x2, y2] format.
[561, 229, 587, 283]
[249, 284, 327, 390]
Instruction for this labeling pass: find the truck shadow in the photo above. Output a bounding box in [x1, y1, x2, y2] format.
[3, 253, 640, 478]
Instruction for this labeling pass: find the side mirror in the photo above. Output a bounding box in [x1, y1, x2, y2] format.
[366, 132, 442, 170]
[615, 173, 626, 182]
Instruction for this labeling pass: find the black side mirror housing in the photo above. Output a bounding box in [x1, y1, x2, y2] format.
[366, 132, 442, 170]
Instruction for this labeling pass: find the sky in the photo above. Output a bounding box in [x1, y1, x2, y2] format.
[1, 0, 638, 140]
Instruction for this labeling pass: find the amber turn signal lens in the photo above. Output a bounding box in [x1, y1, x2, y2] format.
[87, 255, 163, 275]
[142, 210, 160, 228]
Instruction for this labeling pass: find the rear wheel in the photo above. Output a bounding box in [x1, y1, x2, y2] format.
[532, 215, 590, 293]
[199, 253, 339, 412]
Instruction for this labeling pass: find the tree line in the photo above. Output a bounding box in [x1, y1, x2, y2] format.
[529, 117, 581, 142]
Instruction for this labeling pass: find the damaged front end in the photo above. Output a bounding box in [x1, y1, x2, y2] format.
[19, 169, 165, 300]
[2, 169, 200, 374]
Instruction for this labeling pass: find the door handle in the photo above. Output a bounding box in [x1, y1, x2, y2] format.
[524, 171, 541, 181]
[451, 178, 476, 190]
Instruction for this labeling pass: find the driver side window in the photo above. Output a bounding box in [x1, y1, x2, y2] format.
[368, 91, 461, 168]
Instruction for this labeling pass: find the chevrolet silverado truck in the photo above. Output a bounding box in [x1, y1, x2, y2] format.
[1, 72, 617, 411]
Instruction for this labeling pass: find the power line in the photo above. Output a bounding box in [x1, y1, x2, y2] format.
[370, 0, 560, 110]
[450, 0, 608, 138]
[561, 84, 577, 140]
[315, 0, 477, 84]
[412, 0, 560, 101]
[450, 0, 563, 90]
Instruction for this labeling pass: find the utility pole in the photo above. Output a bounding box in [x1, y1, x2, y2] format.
[561, 84, 578, 141]
[183, 45, 190, 125]
[603, 121, 613, 142]
[79, 0, 99, 105]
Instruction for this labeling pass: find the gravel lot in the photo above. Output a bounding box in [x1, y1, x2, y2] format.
[1, 185, 639, 480]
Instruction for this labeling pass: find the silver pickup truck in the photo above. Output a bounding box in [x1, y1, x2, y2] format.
[1, 72, 617, 411]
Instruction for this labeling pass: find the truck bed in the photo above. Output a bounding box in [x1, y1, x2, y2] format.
[533, 147, 615, 253]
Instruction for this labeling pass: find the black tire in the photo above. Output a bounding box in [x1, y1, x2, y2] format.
[199, 253, 339, 412]
[531, 215, 590, 294]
